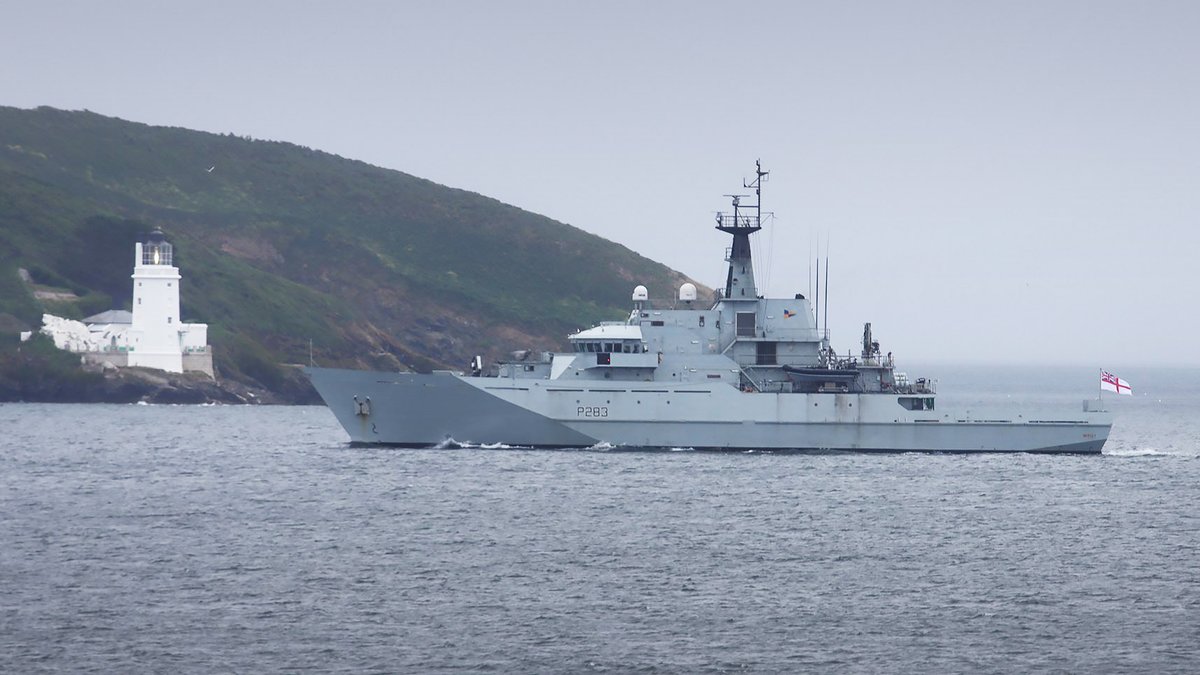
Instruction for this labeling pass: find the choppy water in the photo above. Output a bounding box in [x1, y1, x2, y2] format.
[1, 366, 1198, 673]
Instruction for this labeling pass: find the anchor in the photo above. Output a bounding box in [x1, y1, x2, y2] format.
[353, 395, 371, 417]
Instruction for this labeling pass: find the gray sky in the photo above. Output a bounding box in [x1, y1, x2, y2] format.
[3, 1, 1197, 367]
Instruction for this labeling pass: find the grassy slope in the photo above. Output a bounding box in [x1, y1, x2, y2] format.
[0, 106, 701, 390]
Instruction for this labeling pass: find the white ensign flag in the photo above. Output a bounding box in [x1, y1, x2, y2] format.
[1101, 370, 1132, 395]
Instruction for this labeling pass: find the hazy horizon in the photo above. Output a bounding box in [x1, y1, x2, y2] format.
[3, 1, 1196, 368]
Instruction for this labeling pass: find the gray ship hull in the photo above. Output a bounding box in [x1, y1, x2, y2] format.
[308, 368, 1112, 453]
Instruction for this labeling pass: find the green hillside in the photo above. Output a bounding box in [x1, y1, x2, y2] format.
[0, 106, 700, 395]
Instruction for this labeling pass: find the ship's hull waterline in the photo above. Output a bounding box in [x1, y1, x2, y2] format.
[308, 368, 1111, 454]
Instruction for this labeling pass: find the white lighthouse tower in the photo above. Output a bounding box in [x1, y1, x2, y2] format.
[29, 228, 212, 376]
[127, 229, 207, 373]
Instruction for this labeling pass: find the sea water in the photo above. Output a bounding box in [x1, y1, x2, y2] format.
[1, 366, 1197, 673]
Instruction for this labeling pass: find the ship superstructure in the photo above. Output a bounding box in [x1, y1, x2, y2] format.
[309, 163, 1111, 452]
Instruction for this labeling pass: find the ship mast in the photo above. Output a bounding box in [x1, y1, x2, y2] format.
[715, 160, 770, 300]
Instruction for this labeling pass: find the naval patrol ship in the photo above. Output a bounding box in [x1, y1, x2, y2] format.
[308, 163, 1112, 453]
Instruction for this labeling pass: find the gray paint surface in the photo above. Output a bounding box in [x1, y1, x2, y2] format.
[308, 367, 1109, 453]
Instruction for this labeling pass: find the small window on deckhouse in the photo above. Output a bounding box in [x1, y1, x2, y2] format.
[756, 341, 776, 365]
[736, 312, 756, 337]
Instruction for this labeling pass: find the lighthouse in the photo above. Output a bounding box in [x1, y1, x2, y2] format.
[30, 228, 212, 376]
[126, 229, 208, 373]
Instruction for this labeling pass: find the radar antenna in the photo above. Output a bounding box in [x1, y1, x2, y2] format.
[720, 194, 751, 228]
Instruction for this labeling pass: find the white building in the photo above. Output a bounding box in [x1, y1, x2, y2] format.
[127, 230, 208, 372]
[32, 229, 213, 376]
